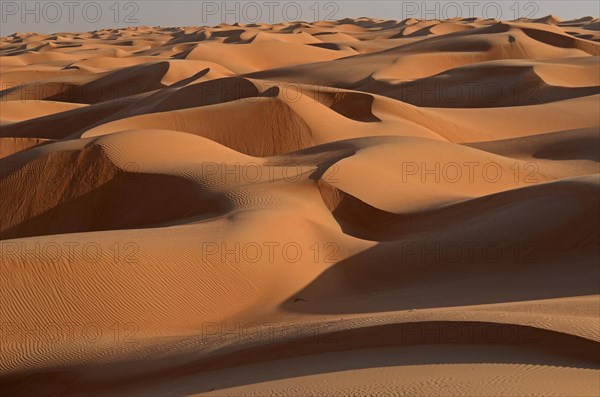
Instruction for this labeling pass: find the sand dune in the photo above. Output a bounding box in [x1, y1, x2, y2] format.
[1, 16, 599, 397]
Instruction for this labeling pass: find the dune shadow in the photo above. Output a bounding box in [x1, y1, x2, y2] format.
[2, 321, 597, 397]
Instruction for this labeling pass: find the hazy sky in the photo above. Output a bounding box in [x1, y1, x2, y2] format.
[1, 0, 599, 35]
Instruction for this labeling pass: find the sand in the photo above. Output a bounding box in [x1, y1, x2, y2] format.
[1, 16, 599, 397]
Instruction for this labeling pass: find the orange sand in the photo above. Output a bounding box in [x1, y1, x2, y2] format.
[1, 16, 599, 397]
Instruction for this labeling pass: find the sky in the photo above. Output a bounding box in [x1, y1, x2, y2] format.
[1, 0, 599, 35]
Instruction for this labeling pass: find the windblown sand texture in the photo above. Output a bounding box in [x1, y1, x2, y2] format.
[1, 16, 599, 397]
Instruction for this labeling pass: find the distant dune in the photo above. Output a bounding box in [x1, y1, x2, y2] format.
[1, 16, 599, 397]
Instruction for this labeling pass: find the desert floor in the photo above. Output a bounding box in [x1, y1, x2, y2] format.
[1, 16, 599, 397]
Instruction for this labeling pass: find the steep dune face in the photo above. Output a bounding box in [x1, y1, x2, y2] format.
[1, 17, 599, 397]
[81, 98, 315, 156]
[0, 134, 234, 239]
[365, 59, 600, 108]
